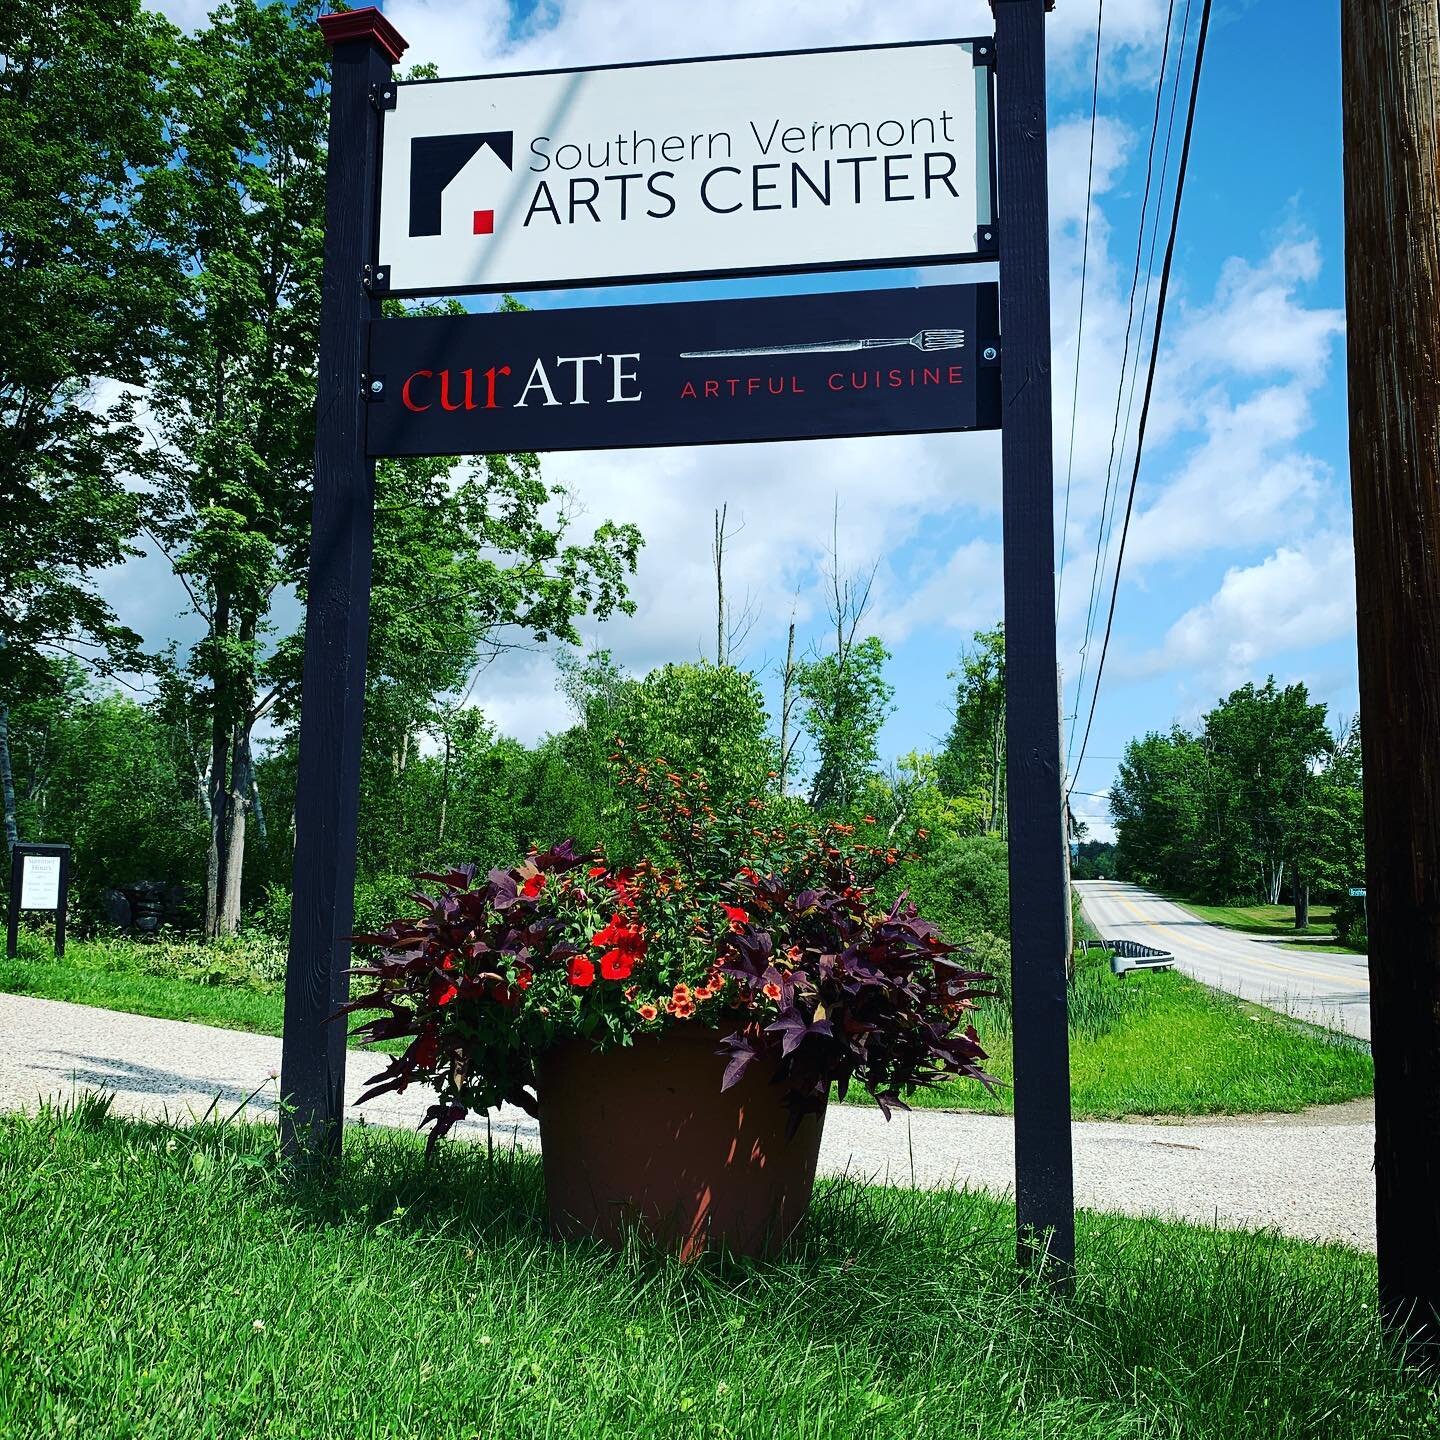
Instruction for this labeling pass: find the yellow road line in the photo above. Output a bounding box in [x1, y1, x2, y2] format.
[1111, 895, 1370, 991]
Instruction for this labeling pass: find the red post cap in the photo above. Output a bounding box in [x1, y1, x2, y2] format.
[318, 8, 408, 64]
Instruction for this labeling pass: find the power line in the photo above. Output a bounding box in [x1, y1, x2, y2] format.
[1069, 0, 1214, 794]
[1064, 0, 1179, 769]
[1056, 0, 1105, 621]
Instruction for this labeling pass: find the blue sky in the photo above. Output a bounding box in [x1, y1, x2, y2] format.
[137, 1, 1353, 841]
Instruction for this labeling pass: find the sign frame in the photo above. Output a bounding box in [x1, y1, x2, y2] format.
[6, 842, 71, 960]
[371, 36, 999, 299]
[364, 282, 1003, 457]
[293, 2, 1074, 1280]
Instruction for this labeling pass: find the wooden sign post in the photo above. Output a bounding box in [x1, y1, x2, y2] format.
[284, 2, 1074, 1274]
[991, 0, 1075, 1275]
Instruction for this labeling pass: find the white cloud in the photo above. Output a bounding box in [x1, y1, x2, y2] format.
[1132, 533, 1357, 689]
[386, 0, 1172, 85]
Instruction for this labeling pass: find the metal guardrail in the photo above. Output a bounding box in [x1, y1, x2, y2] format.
[1078, 936, 1177, 976]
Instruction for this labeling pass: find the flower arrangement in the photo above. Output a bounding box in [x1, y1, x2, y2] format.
[341, 757, 994, 1147]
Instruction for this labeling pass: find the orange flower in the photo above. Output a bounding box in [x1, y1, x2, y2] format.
[762, 981, 783, 1002]
[672, 983, 692, 1002]
[637, 1002, 659, 1021]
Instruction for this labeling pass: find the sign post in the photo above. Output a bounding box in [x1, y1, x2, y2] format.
[280, 8, 407, 1161]
[289, 4, 1074, 1272]
[6, 842, 70, 959]
[991, 0, 1073, 1275]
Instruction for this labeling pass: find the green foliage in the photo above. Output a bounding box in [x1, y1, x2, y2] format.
[1071, 840, 1117, 880]
[901, 833, 1011, 945]
[611, 663, 774, 807]
[1333, 891, 1369, 950]
[797, 634, 893, 814]
[938, 623, 1006, 834]
[4, 673, 205, 923]
[1111, 679, 1362, 907]
[0, 0, 178, 696]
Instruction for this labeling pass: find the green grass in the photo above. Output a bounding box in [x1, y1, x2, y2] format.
[0, 1102, 1432, 1440]
[2, 928, 1373, 1122]
[1171, 899, 1362, 955]
[0, 931, 287, 1036]
[908, 945, 1374, 1119]
[0, 956, 286, 1034]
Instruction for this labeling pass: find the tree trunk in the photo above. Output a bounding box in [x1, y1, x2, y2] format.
[218, 616, 258, 937]
[0, 702, 18, 858]
[1294, 874, 1310, 930]
[204, 592, 232, 939]
[1343, 0, 1440, 1355]
[713, 504, 726, 666]
[438, 727, 451, 845]
[218, 722, 252, 936]
[778, 620, 796, 797]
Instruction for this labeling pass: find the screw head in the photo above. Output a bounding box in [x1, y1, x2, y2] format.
[983, 346, 998, 362]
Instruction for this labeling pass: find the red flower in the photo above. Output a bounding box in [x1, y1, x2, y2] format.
[720, 903, 748, 931]
[591, 913, 646, 980]
[429, 975, 458, 1007]
[521, 872, 546, 898]
[567, 956, 596, 988]
[600, 949, 634, 981]
[588, 865, 607, 878]
[515, 964, 533, 991]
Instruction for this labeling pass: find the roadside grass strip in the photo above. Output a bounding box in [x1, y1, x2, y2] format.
[0, 1102, 1431, 1440]
[1169, 899, 1361, 956]
[907, 948, 1373, 1118]
[2, 930, 1374, 1121]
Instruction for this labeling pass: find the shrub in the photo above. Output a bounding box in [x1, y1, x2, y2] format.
[900, 832, 1010, 943]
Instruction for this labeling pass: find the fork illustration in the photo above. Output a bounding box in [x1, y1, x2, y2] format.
[679, 327, 966, 358]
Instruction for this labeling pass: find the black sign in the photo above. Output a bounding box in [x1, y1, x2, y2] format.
[366, 283, 1000, 457]
[6, 842, 70, 960]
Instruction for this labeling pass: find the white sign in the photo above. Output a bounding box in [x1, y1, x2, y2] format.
[377, 41, 994, 296]
[19, 854, 61, 911]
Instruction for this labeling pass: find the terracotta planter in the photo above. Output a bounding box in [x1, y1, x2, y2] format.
[537, 1025, 826, 1259]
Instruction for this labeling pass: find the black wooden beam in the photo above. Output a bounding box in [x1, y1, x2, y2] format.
[279, 8, 407, 1161]
[991, 0, 1076, 1274]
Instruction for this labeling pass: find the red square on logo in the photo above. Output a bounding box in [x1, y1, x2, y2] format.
[472, 209, 495, 235]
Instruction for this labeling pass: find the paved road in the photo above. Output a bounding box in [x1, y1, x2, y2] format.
[0, 992, 1376, 1250]
[1076, 880, 1372, 1040]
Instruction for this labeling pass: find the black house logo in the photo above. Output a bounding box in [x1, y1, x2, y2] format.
[408, 131, 515, 238]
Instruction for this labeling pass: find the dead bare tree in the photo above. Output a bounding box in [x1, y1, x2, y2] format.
[711, 504, 759, 666]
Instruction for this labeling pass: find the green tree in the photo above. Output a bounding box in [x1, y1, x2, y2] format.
[797, 636, 893, 815]
[938, 623, 1006, 835]
[136, 0, 330, 935]
[1201, 679, 1332, 909]
[0, 0, 179, 852]
[1110, 728, 1210, 894]
[7, 671, 205, 923]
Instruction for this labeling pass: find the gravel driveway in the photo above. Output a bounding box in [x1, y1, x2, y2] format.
[0, 992, 1377, 1251]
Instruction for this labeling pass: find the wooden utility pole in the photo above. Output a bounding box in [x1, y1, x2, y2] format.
[1342, 0, 1440, 1354]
